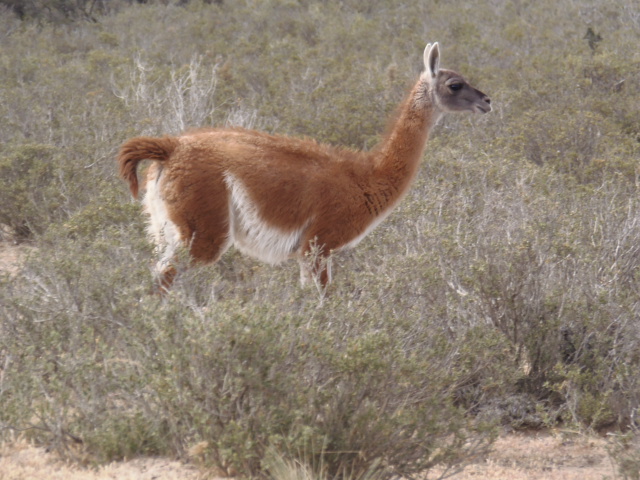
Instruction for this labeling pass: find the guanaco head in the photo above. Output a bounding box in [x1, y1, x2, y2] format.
[422, 42, 491, 115]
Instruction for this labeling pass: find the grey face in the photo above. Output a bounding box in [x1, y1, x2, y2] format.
[435, 69, 492, 114]
[422, 43, 491, 115]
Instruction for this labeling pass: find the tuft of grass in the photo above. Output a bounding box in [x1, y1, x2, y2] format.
[608, 426, 640, 480]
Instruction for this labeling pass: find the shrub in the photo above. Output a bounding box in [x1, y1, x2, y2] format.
[608, 426, 640, 480]
[0, 144, 65, 240]
[0, 235, 496, 478]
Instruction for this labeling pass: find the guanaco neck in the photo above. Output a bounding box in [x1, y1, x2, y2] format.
[369, 78, 439, 212]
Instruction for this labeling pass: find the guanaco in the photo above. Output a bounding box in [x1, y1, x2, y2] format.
[118, 43, 491, 292]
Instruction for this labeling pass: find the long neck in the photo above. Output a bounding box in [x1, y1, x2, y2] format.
[372, 79, 439, 202]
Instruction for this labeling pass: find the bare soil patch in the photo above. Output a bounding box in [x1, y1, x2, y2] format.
[0, 440, 203, 480]
[0, 432, 617, 480]
[0, 242, 33, 277]
[431, 431, 616, 480]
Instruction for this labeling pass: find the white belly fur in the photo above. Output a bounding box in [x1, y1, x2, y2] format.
[224, 173, 305, 264]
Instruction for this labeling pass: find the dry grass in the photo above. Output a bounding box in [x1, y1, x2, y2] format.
[0, 440, 201, 480]
[0, 240, 624, 479]
[0, 432, 616, 480]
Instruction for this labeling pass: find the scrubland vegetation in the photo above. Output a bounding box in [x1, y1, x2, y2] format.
[1, 0, 639, 478]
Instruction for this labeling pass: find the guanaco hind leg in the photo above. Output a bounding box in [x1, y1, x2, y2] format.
[144, 168, 232, 293]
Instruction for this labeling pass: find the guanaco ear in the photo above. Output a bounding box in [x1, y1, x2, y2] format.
[423, 42, 440, 80]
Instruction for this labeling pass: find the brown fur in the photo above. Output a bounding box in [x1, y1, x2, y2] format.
[117, 43, 490, 291]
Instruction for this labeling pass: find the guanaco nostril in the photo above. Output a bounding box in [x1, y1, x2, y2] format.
[484, 96, 491, 104]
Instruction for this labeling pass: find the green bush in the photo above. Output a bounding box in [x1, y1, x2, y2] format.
[0, 144, 65, 239]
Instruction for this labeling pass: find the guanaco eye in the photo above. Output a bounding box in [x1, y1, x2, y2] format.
[449, 83, 463, 92]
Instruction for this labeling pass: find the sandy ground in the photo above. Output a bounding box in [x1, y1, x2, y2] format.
[0, 242, 33, 277]
[430, 431, 616, 480]
[0, 440, 203, 480]
[0, 432, 618, 480]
